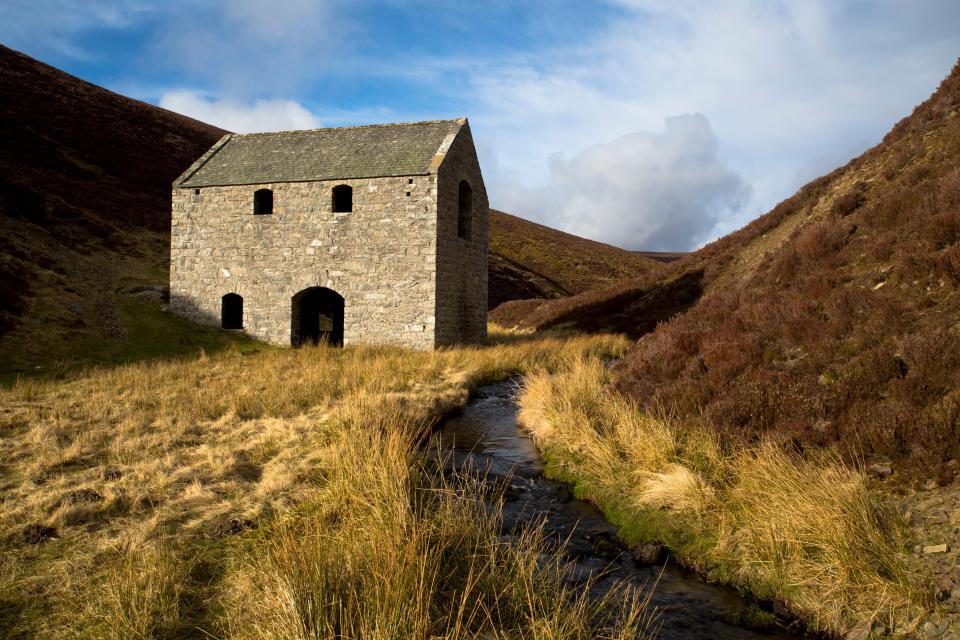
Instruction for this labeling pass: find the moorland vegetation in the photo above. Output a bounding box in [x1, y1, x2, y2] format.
[1, 330, 659, 639]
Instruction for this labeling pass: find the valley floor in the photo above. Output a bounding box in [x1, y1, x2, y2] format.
[0, 329, 650, 639]
[0, 327, 946, 639]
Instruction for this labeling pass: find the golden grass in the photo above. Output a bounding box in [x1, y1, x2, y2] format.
[85, 542, 189, 640]
[518, 356, 932, 636]
[222, 408, 654, 640]
[0, 328, 648, 638]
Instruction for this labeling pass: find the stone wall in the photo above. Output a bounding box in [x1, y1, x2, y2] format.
[435, 123, 489, 345]
[170, 174, 439, 349]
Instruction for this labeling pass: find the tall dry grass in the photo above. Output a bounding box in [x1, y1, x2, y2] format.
[222, 405, 654, 640]
[518, 356, 931, 636]
[0, 329, 644, 638]
[84, 542, 189, 640]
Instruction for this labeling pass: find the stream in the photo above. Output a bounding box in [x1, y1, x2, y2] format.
[428, 379, 806, 639]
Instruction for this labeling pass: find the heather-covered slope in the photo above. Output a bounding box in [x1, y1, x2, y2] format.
[487, 209, 660, 309]
[0, 44, 230, 375]
[504, 59, 960, 476]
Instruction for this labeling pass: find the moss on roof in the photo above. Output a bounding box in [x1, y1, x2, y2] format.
[177, 118, 464, 187]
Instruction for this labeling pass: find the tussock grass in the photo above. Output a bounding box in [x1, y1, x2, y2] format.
[518, 356, 931, 636]
[85, 542, 189, 640]
[0, 328, 643, 638]
[223, 409, 654, 640]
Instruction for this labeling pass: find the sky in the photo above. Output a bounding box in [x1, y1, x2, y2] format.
[2, 1, 959, 251]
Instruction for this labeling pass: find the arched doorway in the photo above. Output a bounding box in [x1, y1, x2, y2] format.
[291, 287, 344, 347]
[221, 293, 243, 329]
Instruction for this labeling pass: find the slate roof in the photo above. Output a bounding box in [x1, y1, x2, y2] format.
[176, 118, 465, 188]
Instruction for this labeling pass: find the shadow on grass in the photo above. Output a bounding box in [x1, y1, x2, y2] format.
[0, 297, 265, 388]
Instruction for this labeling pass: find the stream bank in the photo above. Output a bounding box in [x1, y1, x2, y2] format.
[428, 379, 807, 639]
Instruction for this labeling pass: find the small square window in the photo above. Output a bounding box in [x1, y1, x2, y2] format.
[194, 189, 200, 195]
[406, 191, 411, 197]
[408, 178, 413, 184]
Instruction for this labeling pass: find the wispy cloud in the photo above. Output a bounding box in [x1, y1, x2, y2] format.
[0, 0, 157, 59]
[149, 0, 339, 97]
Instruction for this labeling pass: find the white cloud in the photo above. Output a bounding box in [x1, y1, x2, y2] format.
[468, 0, 960, 249]
[501, 114, 748, 251]
[159, 90, 321, 133]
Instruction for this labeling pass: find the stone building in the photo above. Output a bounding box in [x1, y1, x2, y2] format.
[170, 118, 488, 350]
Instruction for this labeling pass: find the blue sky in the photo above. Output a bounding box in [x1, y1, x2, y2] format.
[3, 1, 960, 251]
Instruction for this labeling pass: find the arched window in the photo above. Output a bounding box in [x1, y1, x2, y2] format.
[222, 293, 243, 329]
[332, 184, 353, 213]
[457, 180, 472, 240]
[253, 189, 273, 215]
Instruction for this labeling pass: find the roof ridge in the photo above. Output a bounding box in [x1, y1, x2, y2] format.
[229, 117, 466, 139]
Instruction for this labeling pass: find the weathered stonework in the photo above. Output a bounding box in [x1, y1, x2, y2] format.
[169, 119, 487, 349]
[435, 125, 488, 344]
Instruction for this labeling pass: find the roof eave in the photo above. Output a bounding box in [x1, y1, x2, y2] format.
[179, 170, 435, 189]
[173, 133, 232, 187]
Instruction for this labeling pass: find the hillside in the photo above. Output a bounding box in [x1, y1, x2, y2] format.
[0, 44, 233, 377]
[487, 209, 659, 308]
[499, 58, 960, 477]
[0, 45, 648, 378]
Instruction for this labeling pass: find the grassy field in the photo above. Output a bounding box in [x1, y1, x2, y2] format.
[0, 328, 659, 639]
[518, 357, 933, 637]
[0, 253, 264, 388]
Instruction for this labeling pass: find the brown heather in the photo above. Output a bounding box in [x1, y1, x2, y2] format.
[487, 209, 660, 309]
[0, 329, 660, 639]
[500, 59, 960, 479]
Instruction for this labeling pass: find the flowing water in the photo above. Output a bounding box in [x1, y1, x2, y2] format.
[429, 380, 806, 640]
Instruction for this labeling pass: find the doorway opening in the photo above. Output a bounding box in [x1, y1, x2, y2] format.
[221, 293, 243, 330]
[291, 287, 344, 347]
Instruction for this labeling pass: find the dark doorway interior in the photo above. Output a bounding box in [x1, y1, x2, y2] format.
[292, 287, 344, 346]
[222, 293, 243, 329]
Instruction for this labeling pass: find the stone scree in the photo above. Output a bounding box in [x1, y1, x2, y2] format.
[169, 125, 488, 349]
